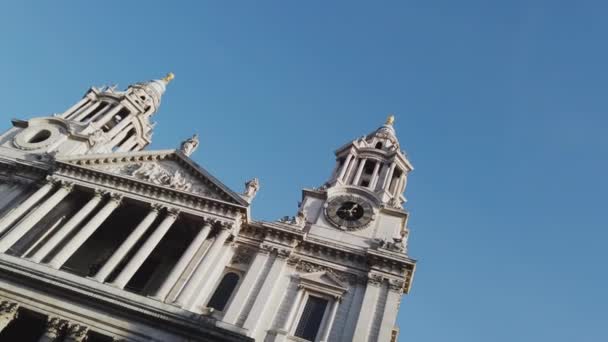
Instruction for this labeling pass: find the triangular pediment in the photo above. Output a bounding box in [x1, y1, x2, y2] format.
[56, 149, 248, 206]
[299, 271, 347, 291]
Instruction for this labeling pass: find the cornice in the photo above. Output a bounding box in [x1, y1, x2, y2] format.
[0, 254, 252, 342]
[54, 163, 246, 218]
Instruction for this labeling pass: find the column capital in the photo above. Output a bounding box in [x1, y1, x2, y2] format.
[0, 300, 19, 318]
[42, 175, 58, 186]
[66, 323, 89, 342]
[59, 180, 75, 191]
[367, 272, 384, 287]
[166, 207, 181, 218]
[150, 203, 163, 212]
[106, 192, 124, 204]
[92, 189, 105, 198]
[215, 220, 233, 231]
[44, 316, 69, 338]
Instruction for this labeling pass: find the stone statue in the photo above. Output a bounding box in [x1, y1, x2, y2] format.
[180, 134, 199, 156]
[242, 177, 260, 203]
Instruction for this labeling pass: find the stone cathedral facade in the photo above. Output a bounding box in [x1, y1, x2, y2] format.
[0, 74, 416, 342]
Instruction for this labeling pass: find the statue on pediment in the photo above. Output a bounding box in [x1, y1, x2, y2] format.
[180, 134, 199, 156]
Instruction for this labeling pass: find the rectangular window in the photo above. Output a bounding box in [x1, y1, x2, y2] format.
[294, 296, 328, 341]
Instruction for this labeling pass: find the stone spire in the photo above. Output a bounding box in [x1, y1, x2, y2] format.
[127, 73, 175, 115]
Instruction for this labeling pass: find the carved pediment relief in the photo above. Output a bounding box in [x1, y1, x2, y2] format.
[94, 160, 218, 197]
[57, 151, 248, 206]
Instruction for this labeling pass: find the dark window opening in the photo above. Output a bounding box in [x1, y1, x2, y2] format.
[121, 215, 201, 295]
[360, 180, 370, 187]
[375, 142, 383, 149]
[100, 107, 130, 132]
[363, 161, 376, 175]
[61, 201, 150, 278]
[112, 128, 135, 152]
[28, 129, 51, 144]
[295, 296, 328, 341]
[81, 102, 109, 122]
[207, 272, 240, 311]
[0, 309, 47, 342]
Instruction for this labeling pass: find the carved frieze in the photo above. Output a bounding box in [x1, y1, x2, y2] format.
[295, 260, 358, 284]
[231, 246, 255, 265]
[92, 161, 223, 199]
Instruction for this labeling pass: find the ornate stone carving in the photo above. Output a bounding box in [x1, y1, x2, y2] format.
[277, 210, 306, 227]
[295, 261, 355, 283]
[388, 278, 405, 292]
[0, 300, 19, 331]
[130, 163, 192, 192]
[166, 207, 181, 218]
[42, 317, 68, 339]
[180, 134, 199, 156]
[89, 129, 109, 147]
[66, 323, 89, 342]
[231, 247, 255, 265]
[107, 192, 124, 204]
[242, 177, 259, 202]
[368, 273, 384, 286]
[373, 237, 406, 253]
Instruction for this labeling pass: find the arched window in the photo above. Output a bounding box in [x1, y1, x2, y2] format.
[375, 141, 383, 149]
[207, 272, 240, 311]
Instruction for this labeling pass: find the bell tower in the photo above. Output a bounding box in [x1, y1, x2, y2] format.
[326, 114, 412, 206]
[298, 115, 414, 247]
[0, 73, 174, 160]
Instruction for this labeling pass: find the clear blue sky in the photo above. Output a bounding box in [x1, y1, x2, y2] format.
[1, 1, 606, 341]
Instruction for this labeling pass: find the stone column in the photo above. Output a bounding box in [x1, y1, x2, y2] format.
[319, 299, 340, 342]
[93, 204, 161, 283]
[73, 102, 101, 122]
[30, 190, 103, 263]
[376, 285, 403, 342]
[152, 220, 212, 301]
[393, 174, 405, 197]
[95, 104, 125, 128]
[0, 301, 19, 332]
[62, 98, 89, 119]
[382, 163, 396, 191]
[337, 154, 354, 182]
[352, 158, 367, 186]
[281, 286, 305, 332]
[64, 323, 89, 342]
[111, 208, 179, 289]
[38, 317, 68, 342]
[116, 136, 138, 153]
[352, 275, 382, 342]
[222, 250, 271, 324]
[107, 118, 132, 139]
[48, 193, 123, 269]
[0, 180, 55, 236]
[0, 181, 73, 253]
[173, 223, 231, 307]
[369, 161, 382, 190]
[108, 127, 132, 150]
[242, 250, 289, 336]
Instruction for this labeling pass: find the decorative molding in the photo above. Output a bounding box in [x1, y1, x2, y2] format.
[295, 260, 357, 284]
[43, 317, 69, 338]
[231, 247, 255, 265]
[66, 323, 89, 342]
[0, 300, 19, 319]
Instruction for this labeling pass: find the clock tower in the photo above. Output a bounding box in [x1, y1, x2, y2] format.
[299, 115, 413, 248]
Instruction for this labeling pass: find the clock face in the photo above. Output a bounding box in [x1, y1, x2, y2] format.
[325, 195, 374, 230]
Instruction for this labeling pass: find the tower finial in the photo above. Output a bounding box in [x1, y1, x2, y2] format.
[162, 72, 175, 84]
[386, 114, 395, 126]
